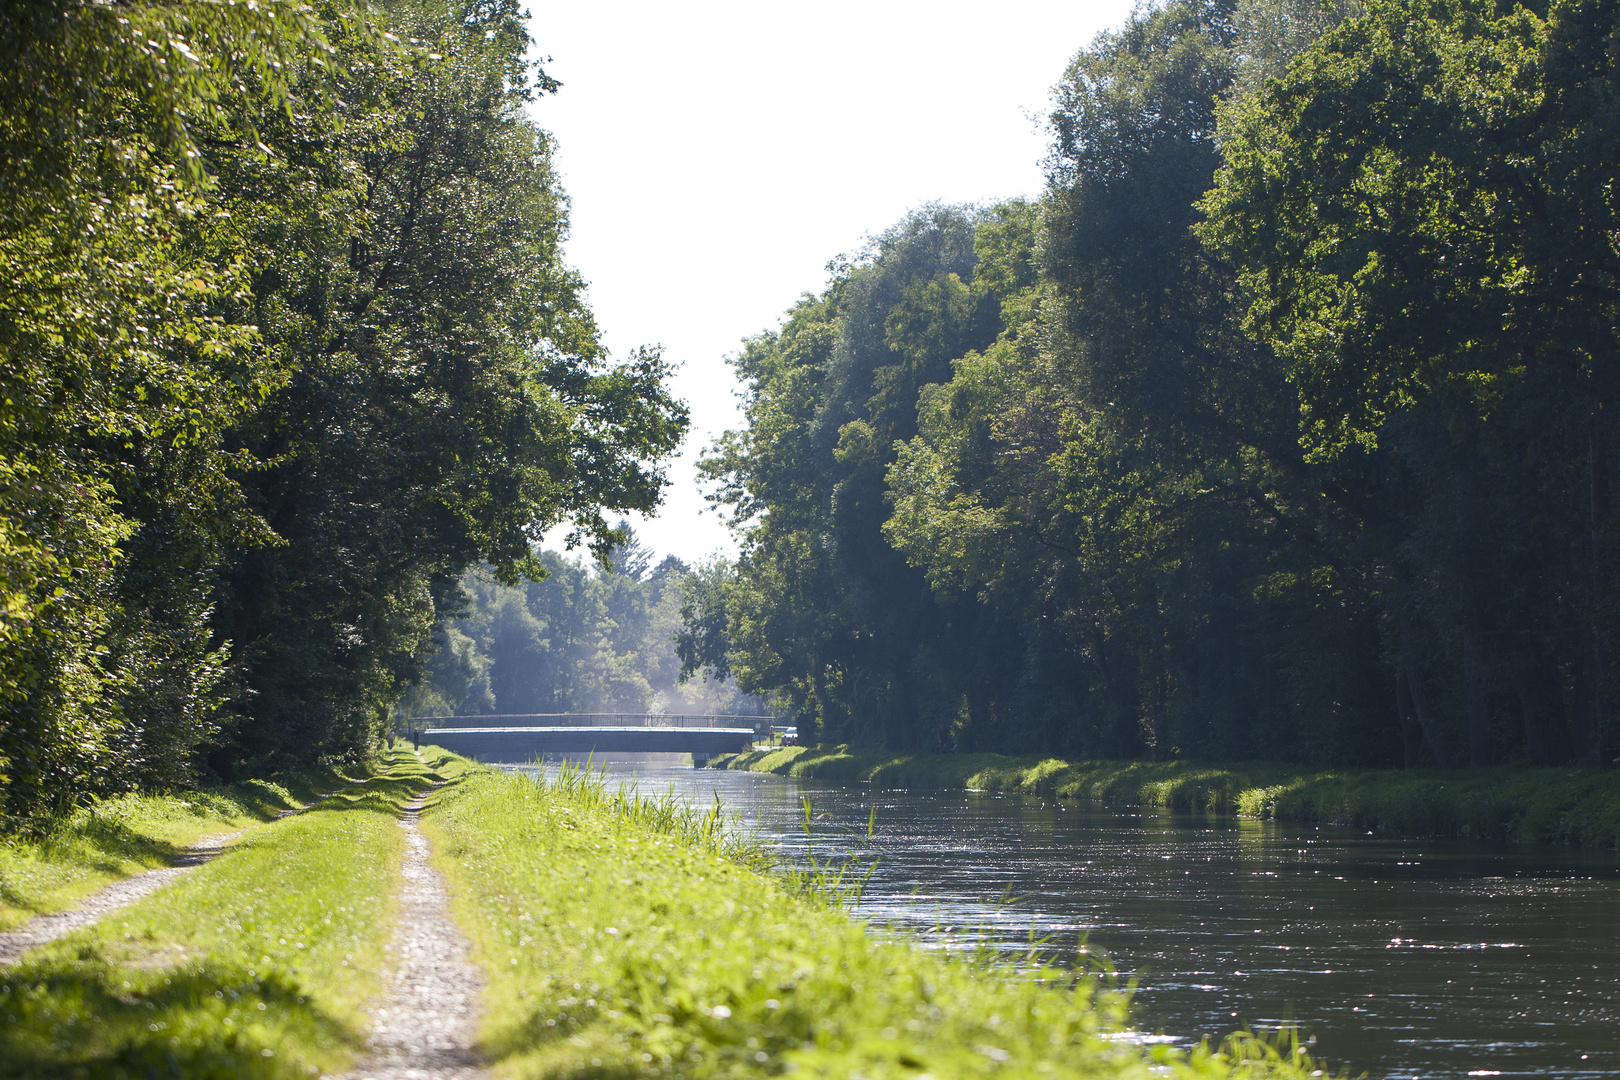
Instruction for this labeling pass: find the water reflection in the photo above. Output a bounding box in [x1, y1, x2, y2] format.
[509, 760, 1620, 1080]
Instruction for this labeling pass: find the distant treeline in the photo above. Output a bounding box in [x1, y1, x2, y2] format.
[683, 0, 1620, 768]
[399, 532, 763, 720]
[0, 1, 684, 824]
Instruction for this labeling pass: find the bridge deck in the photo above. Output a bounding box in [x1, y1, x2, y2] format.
[423, 725, 754, 762]
[418, 713, 772, 730]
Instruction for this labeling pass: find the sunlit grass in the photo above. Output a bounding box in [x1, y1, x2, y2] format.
[0, 748, 435, 1079]
[420, 752, 1327, 1080]
[713, 745, 1620, 847]
[0, 763, 368, 933]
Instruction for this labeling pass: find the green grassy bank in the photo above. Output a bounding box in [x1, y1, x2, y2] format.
[422, 753, 1319, 1080]
[0, 748, 436, 1079]
[0, 762, 371, 934]
[711, 745, 1620, 849]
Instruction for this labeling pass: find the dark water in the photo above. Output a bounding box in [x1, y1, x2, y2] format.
[517, 761, 1620, 1080]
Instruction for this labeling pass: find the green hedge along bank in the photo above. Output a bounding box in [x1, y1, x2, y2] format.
[710, 746, 1620, 849]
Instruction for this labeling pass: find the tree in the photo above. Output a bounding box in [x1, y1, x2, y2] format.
[675, 557, 736, 686]
[607, 521, 657, 582]
[1201, 0, 1620, 764]
[0, 0, 347, 820]
[700, 207, 1007, 747]
[210, 0, 687, 771]
[0, 0, 688, 819]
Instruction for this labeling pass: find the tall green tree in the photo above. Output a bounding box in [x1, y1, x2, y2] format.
[0, 0, 341, 820]
[1201, 0, 1620, 764]
[701, 207, 1007, 748]
[211, 0, 687, 772]
[0, 0, 687, 819]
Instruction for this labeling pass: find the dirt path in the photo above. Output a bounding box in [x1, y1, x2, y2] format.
[0, 780, 359, 967]
[345, 762, 486, 1080]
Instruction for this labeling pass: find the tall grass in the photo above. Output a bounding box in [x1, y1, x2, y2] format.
[773, 796, 879, 911]
[531, 759, 769, 870]
[531, 762, 886, 910]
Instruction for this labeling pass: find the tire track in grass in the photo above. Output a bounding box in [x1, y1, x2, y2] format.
[0, 780, 362, 967]
[346, 753, 486, 1080]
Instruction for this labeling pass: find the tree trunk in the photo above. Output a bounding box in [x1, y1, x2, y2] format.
[1403, 665, 1454, 769]
[1572, 644, 1600, 764]
[1087, 621, 1142, 759]
[1463, 630, 1490, 767]
[1596, 632, 1611, 767]
[1396, 669, 1425, 769]
[1519, 657, 1572, 766]
[965, 687, 990, 754]
[1588, 422, 1610, 766]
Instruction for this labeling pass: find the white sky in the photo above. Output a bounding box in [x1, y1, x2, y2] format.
[528, 0, 1138, 566]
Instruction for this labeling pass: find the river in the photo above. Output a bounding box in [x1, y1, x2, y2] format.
[514, 759, 1620, 1080]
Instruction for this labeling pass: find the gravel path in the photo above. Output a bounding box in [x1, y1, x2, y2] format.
[344, 766, 487, 1080]
[0, 782, 354, 967]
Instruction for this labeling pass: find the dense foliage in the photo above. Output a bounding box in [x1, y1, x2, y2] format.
[399, 530, 762, 719]
[694, 0, 1620, 769]
[0, 0, 684, 824]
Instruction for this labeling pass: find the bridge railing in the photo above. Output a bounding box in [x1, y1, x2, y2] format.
[416, 713, 776, 734]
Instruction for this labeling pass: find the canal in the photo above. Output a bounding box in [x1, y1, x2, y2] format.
[518, 760, 1620, 1080]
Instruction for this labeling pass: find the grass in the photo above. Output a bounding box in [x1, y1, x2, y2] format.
[420, 752, 1325, 1080]
[0, 763, 368, 933]
[0, 747, 437, 1079]
[710, 745, 1620, 848]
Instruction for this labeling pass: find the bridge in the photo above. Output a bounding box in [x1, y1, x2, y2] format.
[414, 714, 769, 764]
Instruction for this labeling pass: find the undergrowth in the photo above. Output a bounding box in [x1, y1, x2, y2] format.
[712, 745, 1620, 848]
[421, 753, 1329, 1080]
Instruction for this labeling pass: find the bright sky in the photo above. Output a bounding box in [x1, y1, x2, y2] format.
[528, 0, 1137, 566]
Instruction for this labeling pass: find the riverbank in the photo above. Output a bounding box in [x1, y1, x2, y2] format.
[0, 749, 434, 1078]
[423, 754, 1321, 1080]
[0, 761, 371, 933]
[709, 745, 1620, 848]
